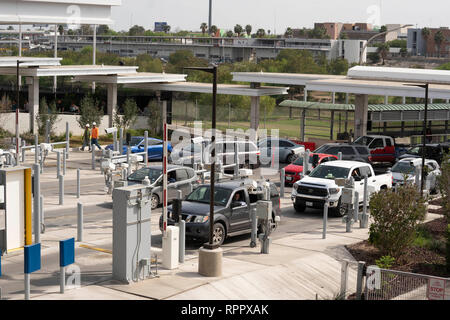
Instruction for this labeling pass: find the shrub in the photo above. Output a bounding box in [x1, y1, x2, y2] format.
[369, 184, 426, 258]
[77, 95, 103, 129]
[114, 98, 139, 132]
[36, 97, 59, 137]
[375, 256, 395, 269]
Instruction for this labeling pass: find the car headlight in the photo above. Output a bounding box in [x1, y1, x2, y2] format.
[329, 188, 340, 195]
[293, 183, 299, 191]
[193, 215, 209, 223]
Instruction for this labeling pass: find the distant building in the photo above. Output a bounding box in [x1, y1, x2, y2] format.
[408, 27, 450, 58]
[154, 22, 168, 32]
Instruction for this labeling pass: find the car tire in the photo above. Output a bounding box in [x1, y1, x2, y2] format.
[150, 194, 160, 210]
[212, 222, 226, 246]
[330, 198, 345, 217]
[286, 153, 296, 163]
[294, 203, 306, 213]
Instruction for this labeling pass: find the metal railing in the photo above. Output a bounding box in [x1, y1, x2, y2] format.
[410, 133, 450, 145]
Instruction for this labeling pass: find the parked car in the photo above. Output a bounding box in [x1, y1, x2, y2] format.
[284, 153, 338, 186]
[203, 140, 261, 171]
[391, 158, 441, 193]
[352, 135, 397, 164]
[313, 143, 371, 163]
[257, 137, 305, 164]
[159, 180, 281, 246]
[127, 165, 199, 209]
[169, 137, 210, 166]
[291, 160, 392, 217]
[398, 143, 450, 165]
[106, 136, 173, 161]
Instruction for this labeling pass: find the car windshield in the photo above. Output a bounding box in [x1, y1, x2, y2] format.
[407, 146, 422, 156]
[309, 165, 350, 180]
[185, 186, 232, 206]
[126, 137, 143, 147]
[353, 136, 374, 146]
[313, 145, 329, 153]
[128, 168, 162, 183]
[147, 139, 162, 146]
[293, 156, 313, 166]
[392, 162, 415, 174]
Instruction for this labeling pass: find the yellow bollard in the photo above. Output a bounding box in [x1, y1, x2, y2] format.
[24, 168, 32, 245]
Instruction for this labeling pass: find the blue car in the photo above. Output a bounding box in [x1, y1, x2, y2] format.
[106, 136, 173, 160]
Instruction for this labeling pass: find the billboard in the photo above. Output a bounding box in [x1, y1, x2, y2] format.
[154, 22, 168, 32]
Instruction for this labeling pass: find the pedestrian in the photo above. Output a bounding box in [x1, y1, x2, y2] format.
[90, 122, 102, 151]
[80, 123, 91, 151]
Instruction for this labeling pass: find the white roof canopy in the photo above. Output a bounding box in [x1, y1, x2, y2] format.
[0, 0, 121, 25]
[232, 72, 344, 86]
[125, 82, 289, 97]
[0, 65, 138, 77]
[73, 72, 187, 84]
[0, 56, 62, 67]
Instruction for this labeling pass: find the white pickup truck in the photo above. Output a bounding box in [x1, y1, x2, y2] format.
[291, 160, 392, 217]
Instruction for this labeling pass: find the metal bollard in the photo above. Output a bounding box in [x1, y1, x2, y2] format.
[45, 120, 50, 143]
[354, 191, 359, 221]
[60, 266, 65, 294]
[21, 140, 26, 163]
[119, 128, 124, 154]
[250, 209, 258, 248]
[144, 131, 149, 167]
[340, 260, 349, 299]
[356, 261, 365, 300]
[59, 175, 64, 205]
[34, 134, 39, 165]
[77, 168, 81, 198]
[179, 220, 185, 264]
[56, 151, 61, 178]
[25, 273, 30, 300]
[40, 195, 44, 234]
[77, 202, 83, 242]
[33, 164, 40, 243]
[322, 200, 328, 239]
[280, 168, 285, 198]
[113, 130, 117, 152]
[126, 148, 131, 169]
[360, 176, 369, 228]
[65, 121, 70, 160]
[63, 149, 66, 176]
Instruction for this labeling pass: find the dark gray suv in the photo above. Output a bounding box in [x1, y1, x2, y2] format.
[313, 143, 371, 163]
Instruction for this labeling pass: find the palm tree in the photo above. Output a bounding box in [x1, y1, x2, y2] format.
[234, 24, 243, 37]
[377, 43, 390, 65]
[162, 25, 171, 34]
[210, 25, 218, 36]
[226, 30, 234, 38]
[434, 30, 445, 58]
[256, 29, 266, 38]
[200, 22, 208, 35]
[422, 27, 431, 56]
[245, 25, 252, 37]
[58, 25, 65, 35]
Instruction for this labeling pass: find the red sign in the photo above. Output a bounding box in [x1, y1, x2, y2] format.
[427, 278, 446, 300]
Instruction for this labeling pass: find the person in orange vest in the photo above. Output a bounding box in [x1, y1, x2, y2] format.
[90, 122, 102, 151]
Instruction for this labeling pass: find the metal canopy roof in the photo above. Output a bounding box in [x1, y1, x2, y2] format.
[0, 65, 138, 77]
[232, 72, 344, 86]
[125, 82, 289, 96]
[0, 56, 62, 67]
[279, 100, 450, 122]
[72, 72, 187, 84]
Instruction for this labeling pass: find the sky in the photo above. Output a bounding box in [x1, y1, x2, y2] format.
[111, 0, 449, 33]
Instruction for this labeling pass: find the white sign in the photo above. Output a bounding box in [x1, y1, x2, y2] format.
[427, 278, 446, 300]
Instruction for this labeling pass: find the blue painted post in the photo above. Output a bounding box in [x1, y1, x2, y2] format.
[24, 243, 41, 300]
[59, 238, 75, 294]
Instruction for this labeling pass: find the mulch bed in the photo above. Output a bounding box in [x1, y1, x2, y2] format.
[428, 198, 448, 215]
[346, 217, 449, 299]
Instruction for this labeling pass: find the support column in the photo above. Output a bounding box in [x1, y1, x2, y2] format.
[27, 77, 39, 135]
[345, 93, 349, 104]
[107, 83, 118, 128]
[304, 88, 308, 102]
[354, 94, 369, 139]
[300, 109, 306, 142]
[250, 96, 260, 131]
[332, 92, 336, 104]
[330, 111, 335, 140]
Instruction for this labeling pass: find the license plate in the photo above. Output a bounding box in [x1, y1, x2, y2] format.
[286, 176, 293, 181]
[306, 201, 313, 207]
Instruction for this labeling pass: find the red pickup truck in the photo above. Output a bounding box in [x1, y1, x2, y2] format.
[353, 135, 396, 164]
[284, 153, 338, 185]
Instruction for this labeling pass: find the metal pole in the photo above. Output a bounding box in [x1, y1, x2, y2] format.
[340, 260, 349, 298]
[179, 220, 185, 264]
[234, 138, 239, 178]
[56, 151, 61, 178]
[119, 128, 124, 154]
[250, 209, 257, 248]
[60, 266, 65, 294]
[77, 202, 83, 242]
[21, 140, 25, 163]
[25, 273, 30, 300]
[46, 120, 50, 143]
[280, 168, 285, 198]
[77, 168, 81, 198]
[40, 195, 44, 234]
[144, 131, 149, 167]
[63, 149, 66, 176]
[162, 96, 168, 238]
[322, 200, 328, 239]
[354, 191, 359, 222]
[356, 261, 365, 300]
[127, 148, 131, 170]
[421, 84, 429, 196]
[33, 164, 40, 244]
[361, 176, 369, 228]
[65, 122, 69, 160]
[113, 129, 117, 152]
[34, 134, 38, 164]
[208, 66, 217, 248]
[59, 174, 64, 205]
[15, 110, 19, 166]
[91, 146, 96, 170]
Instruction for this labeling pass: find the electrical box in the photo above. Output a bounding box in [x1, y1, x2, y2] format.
[112, 184, 152, 283]
[162, 226, 179, 270]
[256, 200, 272, 220]
[342, 188, 356, 205]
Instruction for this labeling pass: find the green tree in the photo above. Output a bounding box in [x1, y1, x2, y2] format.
[234, 24, 243, 37]
[377, 43, 390, 65]
[422, 27, 431, 56]
[114, 98, 139, 132]
[97, 25, 114, 35]
[226, 30, 234, 38]
[58, 25, 64, 35]
[36, 97, 59, 137]
[284, 27, 293, 38]
[79, 25, 93, 35]
[128, 25, 145, 36]
[327, 58, 349, 75]
[434, 30, 445, 58]
[146, 100, 161, 136]
[339, 32, 348, 39]
[7, 26, 13, 31]
[256, 29, 266, 38]
[380, 25, 387, 33]
[245, 25, 252, 37]
[308, 26, 329, 39]
[200, 22, 208, 35]
[210, 25, 218, 36]
[368, 185, 426, 259]
[77, 95, 102, 129]
[162, 25, 171, 33]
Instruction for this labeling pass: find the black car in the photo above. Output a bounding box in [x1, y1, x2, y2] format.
[313, 143, 371, 164]
[398, 143, 449, 164]
[159, 180, 281, 246]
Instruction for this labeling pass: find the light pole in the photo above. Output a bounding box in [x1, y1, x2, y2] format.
[405, 83, 429, 196]
[359, 24, 413, 65]
[16, 60, 25, 164]
[184, 65, 218, 249]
